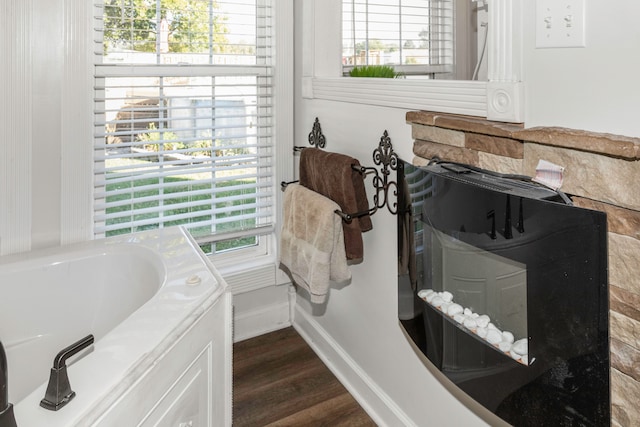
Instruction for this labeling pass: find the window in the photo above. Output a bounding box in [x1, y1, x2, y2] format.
[94, 0, 274, 254]
[342, 0, 454, 77]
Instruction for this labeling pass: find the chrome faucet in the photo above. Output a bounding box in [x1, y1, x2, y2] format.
[0, 340, 17, 427]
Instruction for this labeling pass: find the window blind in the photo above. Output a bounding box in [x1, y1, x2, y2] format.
[342, 0, 454, 77]
[94, 0, 274, 253]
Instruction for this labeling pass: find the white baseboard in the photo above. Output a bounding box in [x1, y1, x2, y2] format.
[233, 300, 291, 343]
[293, 305, 416, 427]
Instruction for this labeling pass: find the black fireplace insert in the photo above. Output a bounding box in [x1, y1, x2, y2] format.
[398, 160, 609, 426]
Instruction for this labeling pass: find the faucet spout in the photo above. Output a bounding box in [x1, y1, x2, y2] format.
[0, 340, 18, 427]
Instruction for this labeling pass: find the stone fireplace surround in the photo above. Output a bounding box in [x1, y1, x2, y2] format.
[406, 111, 640, 427]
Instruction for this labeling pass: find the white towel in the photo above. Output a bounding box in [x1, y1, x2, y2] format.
[279, 184, 351, 303]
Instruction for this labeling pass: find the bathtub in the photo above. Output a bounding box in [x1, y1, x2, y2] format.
[0, 227, 232, 426]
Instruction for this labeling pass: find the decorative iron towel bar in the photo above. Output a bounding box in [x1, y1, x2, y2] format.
[337, 131, 399, 222]
[281, 118, 398, 223]
[293, 116, 326, 152]
[280, 117, 328, 188]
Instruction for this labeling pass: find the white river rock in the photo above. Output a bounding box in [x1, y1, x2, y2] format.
[441, 291, 453, 303]
[476, 315, 490, 328]
[498, 341, 512, 352]
[502, 331, 515, 344]
[447, 303, 464, 317]
[464, 318, 478, 330]
[511, 339, 528, 356]
[486, 329, 503, 345]
[431, 296, 444, 307]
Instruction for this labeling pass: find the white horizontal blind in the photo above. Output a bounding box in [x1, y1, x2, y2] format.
[342, 0, 454, 77]
[94, 0, 274, 253]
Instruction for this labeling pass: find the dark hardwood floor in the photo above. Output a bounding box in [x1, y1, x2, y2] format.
[233, 327, 377, 426]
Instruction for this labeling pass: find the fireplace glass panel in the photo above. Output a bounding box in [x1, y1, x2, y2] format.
[425, 226, 528, 365]
[398, 160, 610, 427]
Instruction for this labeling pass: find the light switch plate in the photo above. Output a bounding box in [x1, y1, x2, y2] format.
[536, 0, 586, 48]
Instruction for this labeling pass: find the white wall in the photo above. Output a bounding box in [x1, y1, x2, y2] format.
[292, 1, 640, 426]
[524, 1, 640, 136]
[0, 0, 93, 255]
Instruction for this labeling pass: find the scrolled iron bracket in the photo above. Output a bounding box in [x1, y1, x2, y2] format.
[307, 117, 326, 149]
[334, 130, 399, 222]
[286, 118, 328, 189]
[371, 130, 399, 215]
[294, 117, 326, 153]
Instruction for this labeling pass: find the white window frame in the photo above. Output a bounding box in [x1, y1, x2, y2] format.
[214, 0, 293, 281]
[341, 0, 455, 78]
[47, 0, 293, 288]
[302, 0, 524, 123]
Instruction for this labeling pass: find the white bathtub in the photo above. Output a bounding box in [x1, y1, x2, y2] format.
[0, 227, 232, 426]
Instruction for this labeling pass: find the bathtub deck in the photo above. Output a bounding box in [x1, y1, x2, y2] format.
[233, 327, 376, 426]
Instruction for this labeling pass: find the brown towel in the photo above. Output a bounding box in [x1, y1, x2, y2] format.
[299, 148, 372, 261]
[279, 184, 351, 304]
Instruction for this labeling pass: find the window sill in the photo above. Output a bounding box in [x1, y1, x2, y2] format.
[304, 77, 488, 117]
[209, 239, 280, 295]
[213, 252, 279, 295]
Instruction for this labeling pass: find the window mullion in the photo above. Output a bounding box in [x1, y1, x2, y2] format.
[210, 75, 217, 250]
[209, 0, 214, 62]
[155, 0, 161, 61]
[158, 75, 166, 229]
[365, 0, 369, 66]
[399, 0, 403, 66]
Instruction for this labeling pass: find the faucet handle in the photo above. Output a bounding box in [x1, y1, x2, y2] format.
[40, 335, 94, 411]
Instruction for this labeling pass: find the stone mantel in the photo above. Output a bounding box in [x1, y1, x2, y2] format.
[407, 110, 640, 427]
[406, 111, 640, 161]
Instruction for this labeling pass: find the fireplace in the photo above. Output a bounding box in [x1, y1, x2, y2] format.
[398, 160, 610, 426]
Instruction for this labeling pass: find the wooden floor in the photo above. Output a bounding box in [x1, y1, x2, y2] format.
[233, 327, 377, 426]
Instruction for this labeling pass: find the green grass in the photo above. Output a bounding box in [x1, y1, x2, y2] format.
[106, 175, 257, 253]
[349, 65, 399, 78]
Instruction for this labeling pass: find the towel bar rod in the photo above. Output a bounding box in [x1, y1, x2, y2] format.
[280, 180, 298, 191]
[282, 168, 370, 188]
[351, 164, 377, 177]
[334, 206, 378, 223]
[281, 180, 370, 223]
